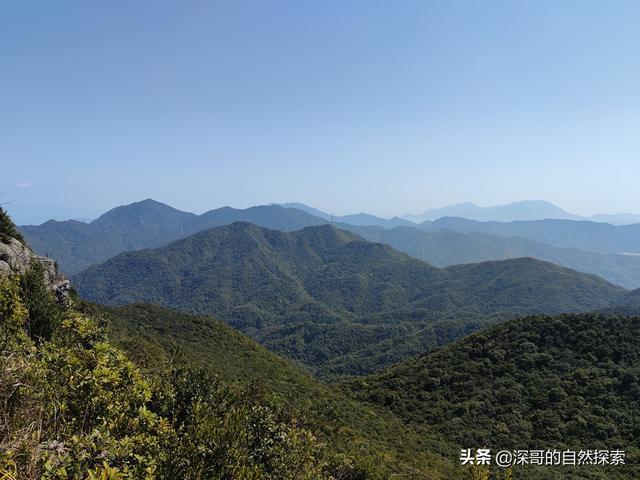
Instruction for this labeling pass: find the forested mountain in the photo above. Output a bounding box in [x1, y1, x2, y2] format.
[73, 223, 627, 376]
[605, 289, 640, 316]
[343, 225, 640, 288]
[21, 199, 326, 274]
[343, 313, 640, 480]
[621, 288, 640, 308]
[422, 217, 640, 254]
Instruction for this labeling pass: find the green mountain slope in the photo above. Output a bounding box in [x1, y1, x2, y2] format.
[73, 223, 627, 376]
[87, 303, 326, 397]
[83, 302, 464, 479]
[605, 289, 640, 316]
[343, 313, 640, 480]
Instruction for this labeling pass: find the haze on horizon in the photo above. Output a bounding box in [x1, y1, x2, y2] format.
[2, 1, 640, 225]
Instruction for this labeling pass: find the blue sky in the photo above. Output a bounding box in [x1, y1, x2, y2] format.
[2, 0, 640, 224]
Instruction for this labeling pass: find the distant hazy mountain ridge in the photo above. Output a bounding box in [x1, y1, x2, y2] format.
[343, 224, 640, 289]
[278, 202, 415, 228]
[421, 217, 640, 255]
[404, 200, 640, 224]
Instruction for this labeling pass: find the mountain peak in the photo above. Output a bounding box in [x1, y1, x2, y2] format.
[90, 199, 196, 230]
[297, 223, 360, 244]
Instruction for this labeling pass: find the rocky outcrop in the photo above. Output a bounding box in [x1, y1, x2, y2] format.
[0, 237, 68, 298]
[0, 237, 56, 281]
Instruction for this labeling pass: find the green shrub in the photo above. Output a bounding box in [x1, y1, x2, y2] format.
[158, 368, 326, 479]
[0, 276, 28, 347]
[20, 263, 62, 342]
[0, 276, 341, 479]
[0, 207, 25, 245]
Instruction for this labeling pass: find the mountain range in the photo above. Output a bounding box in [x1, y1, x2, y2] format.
[402, 200, 640, 224]
[344, 225, 640, 289]
[21, 199, 325, 274]
[20, 199, 640, 289]
[72, 222, 628, 377]
[279, 202, 416, 228]
[421, 217, 640, 255]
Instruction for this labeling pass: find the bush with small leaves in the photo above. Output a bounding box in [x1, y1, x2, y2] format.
[20, 263, 63, 342]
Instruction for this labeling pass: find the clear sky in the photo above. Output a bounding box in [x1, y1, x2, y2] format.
[2, 0, 640, 224]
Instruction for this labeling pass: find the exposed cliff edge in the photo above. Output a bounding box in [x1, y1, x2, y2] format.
[0, 208, 69, 299]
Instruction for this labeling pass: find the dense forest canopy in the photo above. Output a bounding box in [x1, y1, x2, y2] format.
[343, 313, 640, 479]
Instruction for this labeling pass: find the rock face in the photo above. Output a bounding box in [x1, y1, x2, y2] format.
[0, 237, 66, 293]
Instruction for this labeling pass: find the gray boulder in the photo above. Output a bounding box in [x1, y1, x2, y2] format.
[0, 237, 61, 290]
